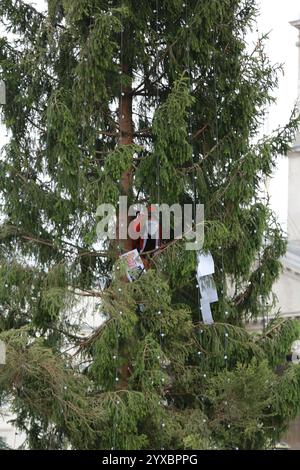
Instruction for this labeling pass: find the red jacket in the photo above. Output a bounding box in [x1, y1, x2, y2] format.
[131, 213, 162, 254]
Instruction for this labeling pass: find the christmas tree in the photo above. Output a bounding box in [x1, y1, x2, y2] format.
[1, 0, 300, 450]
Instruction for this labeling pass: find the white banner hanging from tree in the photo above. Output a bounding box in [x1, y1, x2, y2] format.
[198, 275, 219, 304]
[196, 251, 219, 324]
[200, 299, 214, 325]
[0, 340, 6, 365]
[0, 80, 6, 105]
[197, 251, 215, 277]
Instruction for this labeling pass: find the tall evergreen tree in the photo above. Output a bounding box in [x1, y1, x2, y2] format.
[0, 0, 300, 450]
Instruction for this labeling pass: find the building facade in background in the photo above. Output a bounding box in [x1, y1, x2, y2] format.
[273, 19, 300, 322]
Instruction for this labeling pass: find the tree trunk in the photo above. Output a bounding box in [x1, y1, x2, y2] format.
[117, 63, 134, 253]
[116, 64, 134, 389]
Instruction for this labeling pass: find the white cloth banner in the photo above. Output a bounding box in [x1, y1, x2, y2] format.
[0, 340, 6, 365]
[0, 80, 6, 105]
[197, 251, 215, 277]
[196, 250, 218, 325]
[200, 299, 214, 325]
[198, 275, 218, 304]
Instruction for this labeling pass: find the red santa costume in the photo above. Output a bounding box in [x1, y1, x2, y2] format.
[131, 206, 162, 257]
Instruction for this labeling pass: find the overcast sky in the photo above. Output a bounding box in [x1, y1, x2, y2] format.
[258, 0, 299, 128]
[256, 0, 300, 229]
[2, 0, 300, 230]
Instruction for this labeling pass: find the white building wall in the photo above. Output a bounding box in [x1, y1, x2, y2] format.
[273, 270, 300, 317]
[272, 19, 300, 319]
[288, 152, 300, 241]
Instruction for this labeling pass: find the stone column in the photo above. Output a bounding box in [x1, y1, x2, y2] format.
[288, 20, 300, 241]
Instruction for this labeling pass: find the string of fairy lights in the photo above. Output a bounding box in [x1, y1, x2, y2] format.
[183, 2, 205, 377]
[183, 3, 230, 394]
[111, 2, 126, 451]
[185, 12, 233, 444]
[212, 29, 230, 366]
[212, 23, 235, 444]
[154, 0, 167, 450]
